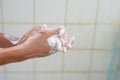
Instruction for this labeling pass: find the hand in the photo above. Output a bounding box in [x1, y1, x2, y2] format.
[17, 24, 47, 45]
[21, 25, 64, 58]
[0, 25, 74, 65]
[19, 25, 75, 58]
[0, 33, 19, 48]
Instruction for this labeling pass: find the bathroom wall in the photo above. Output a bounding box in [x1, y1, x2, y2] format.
[0, 0, 120, 80]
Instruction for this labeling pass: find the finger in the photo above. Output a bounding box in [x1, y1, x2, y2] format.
[57, 28, 65, 38]
[57, 38, 67, 53]
[41, 24, 47, 32]
[17, 28, 34, 44]
[33, 24, 47, 33]
[64, 36, 75, 50]
[63, 47, 67, 53]
[4, 34, 19, 41]
[45, 26, 64, 38]
[67, 36, 75, 45]
[63, 32, 67, 39]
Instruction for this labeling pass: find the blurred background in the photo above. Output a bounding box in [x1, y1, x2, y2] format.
[0, 0, 120, 80]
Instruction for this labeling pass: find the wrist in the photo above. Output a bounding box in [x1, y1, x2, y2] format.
[16, 44, 32, 59]
[0, 44, 30, 65]
[17, 43, 36, 59]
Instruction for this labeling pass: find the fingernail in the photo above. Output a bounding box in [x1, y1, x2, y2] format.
[41, 24, 47, 32]
[57, 28, 66, 38]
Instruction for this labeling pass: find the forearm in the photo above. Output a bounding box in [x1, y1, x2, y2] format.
[0, 44, 29, 65]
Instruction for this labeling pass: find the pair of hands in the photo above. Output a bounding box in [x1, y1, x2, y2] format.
[5, 24, 75, 58]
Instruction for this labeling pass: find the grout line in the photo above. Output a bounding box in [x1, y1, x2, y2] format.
[64, 0, 68, 26]
[61, 0, 68, 80]
[33, 0, 36, 25]
[0, 0, 4, 25]
[0, 0, 7, 80]
[0, 22, 120, 25]
[0, 0, 4, 32]
[32, 0, 36, 80]
[88, 0, 100, 80]
[32, 60, 35, 80]
[0, 0, 3, 21]
[0, 70, 108, 74]
[70, 48, 111, 51]
[0, 22, 93, 25]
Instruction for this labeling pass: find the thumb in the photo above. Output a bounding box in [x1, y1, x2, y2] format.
[45, 26, 64, 38]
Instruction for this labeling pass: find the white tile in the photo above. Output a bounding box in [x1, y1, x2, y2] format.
[67, 0, 97, 23]
[98, 0, 120, 23]
[0, 24, 3, 32]
[36, 73, 61, 80]
[35, 0, 65, 23]
[0, 26, 2, 32]
[35, 53, 62, 71]
[0, 66, 5, 72]
[63, 73, 88, 80]
[6, 73, 33, 80]
[91, 51, 111, 71]
[90, 73, 107, 80]
[0, 73, 5, 80]
[64, 51, 91, 71]
[3, 0, 33, 23]
[95, 25, 114, 49]
[66, 25, 94, 48]
[0, 4, 1, 23]
[6, 60, 33, 72]
[3, 24, 33, 37]
[113, 25, 120, 35]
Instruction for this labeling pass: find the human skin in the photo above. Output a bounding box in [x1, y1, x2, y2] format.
[0, 33, 15, 48]
[0, 25, 74, 65]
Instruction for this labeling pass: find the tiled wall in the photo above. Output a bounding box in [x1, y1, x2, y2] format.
[0, 0, 120, 80]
